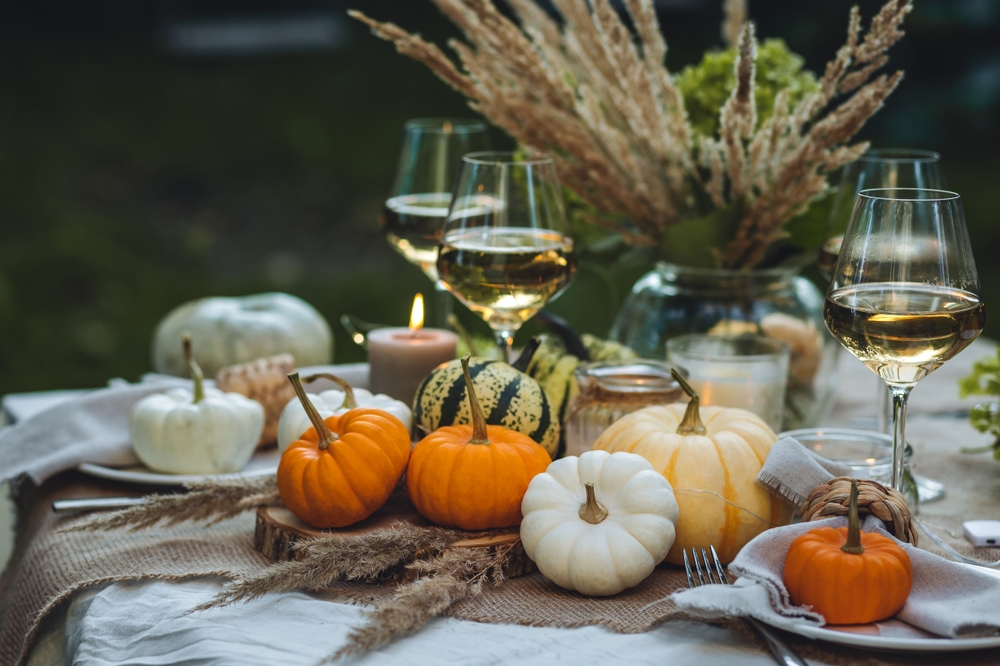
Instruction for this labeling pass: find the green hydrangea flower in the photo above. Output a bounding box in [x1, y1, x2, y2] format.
[678, 39, 818, 138]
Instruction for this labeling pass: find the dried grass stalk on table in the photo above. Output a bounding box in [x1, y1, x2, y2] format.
[350, 0, 911, 268]
[60, 476, 281, 532]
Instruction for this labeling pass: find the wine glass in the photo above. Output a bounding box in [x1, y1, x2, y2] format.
[824, 188, 985, 494]
[819, 149, 943, 281]
[380, 118, 490, 325]
[437, 151, 577, 362]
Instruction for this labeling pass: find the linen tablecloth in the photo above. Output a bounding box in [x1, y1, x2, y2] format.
[6, 342, 1000, 666]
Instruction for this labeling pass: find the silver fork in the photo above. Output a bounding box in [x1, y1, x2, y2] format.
[685, 546, 808, 666]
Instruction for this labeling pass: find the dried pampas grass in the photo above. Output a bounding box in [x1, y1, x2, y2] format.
[60, 476, 280, 532]
[350, 0, 911, 268]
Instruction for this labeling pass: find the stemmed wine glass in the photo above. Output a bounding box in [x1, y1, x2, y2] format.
[824, 188, 985, 493]
[380, 118, 490, 326]
[437, 151, 577, 362]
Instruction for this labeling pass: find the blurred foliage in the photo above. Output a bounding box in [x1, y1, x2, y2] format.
[678, 38, 818, 138]
[959, 346, 1000, 460]
[0, 0, 998, 395]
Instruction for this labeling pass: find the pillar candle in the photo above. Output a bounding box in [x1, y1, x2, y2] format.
[368, 328, 457, 406]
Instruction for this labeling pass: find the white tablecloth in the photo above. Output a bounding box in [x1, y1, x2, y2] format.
[14, 341, 1000, 666]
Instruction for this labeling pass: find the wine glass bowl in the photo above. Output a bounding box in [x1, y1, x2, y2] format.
[381, 118, 490, 282]
[819, 149, 943, 281]
[437, 151, 576, 361]
[824, 188, 984, 491]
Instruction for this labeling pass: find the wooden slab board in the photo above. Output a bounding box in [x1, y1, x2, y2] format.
[254, 492, 534, 581]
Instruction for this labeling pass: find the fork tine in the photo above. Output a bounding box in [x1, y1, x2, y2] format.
[691, 547, 707, 586]
[683, 549, 697, 588]
[700, 547, 718, 584]
[709, 545, 731, 585]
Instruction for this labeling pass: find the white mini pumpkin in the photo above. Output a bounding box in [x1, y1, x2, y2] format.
[520, 450, 679, 596]
[276, 373, 412, 452]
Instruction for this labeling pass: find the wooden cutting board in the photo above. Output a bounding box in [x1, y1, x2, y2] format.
[253, 491, 534, 580]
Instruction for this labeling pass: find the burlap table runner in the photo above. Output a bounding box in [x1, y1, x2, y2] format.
[3, 416, 1000, 666]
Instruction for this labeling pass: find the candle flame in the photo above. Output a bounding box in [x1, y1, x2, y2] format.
[409, 293, 425, 331]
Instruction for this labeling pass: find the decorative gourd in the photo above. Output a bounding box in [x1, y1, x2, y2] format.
[277, 372, 410, 528]
[412, 353, 560, 457]
[525, 333, 636, 458]
[520, 450, 679, 596]
[130, 335, 265, 474]
[276, 373, 412, 453]
[407, 354, 552, 530]
[784, 479, 912, 624]
[593, 369, 784, 564]
[153, 293, 333, 377]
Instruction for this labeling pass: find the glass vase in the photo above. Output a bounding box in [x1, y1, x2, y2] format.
[610, 262, 840, 429]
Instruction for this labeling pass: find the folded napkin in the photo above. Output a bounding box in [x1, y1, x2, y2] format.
[0, 376, 189, 485]
[673, 437, 1000, 639]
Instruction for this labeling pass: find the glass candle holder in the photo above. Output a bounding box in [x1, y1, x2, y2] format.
[666, 334, 790, 432]
[780, 427, 919, 512]
[564, 360, 684, 457]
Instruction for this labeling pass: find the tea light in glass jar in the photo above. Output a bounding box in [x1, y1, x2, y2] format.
[667, 334, 790, 432]
[368, 294, 457, 406]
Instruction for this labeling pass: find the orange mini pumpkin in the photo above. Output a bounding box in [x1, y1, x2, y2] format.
[277, 372, 410, 528]
[407, 354, 552, 530]
[783, 479, 913, 625]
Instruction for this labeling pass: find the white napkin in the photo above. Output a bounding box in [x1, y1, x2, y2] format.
[0, 376, 188, 484]
[673, 437, 1000, 639]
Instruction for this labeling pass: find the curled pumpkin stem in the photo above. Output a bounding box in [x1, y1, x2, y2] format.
[182, 332, 205, 404]
[288, 372, 339, 450]
[671, 368, 706, 435]
[460, 354, 490, 445]
[578, 482, 609, 524]
[842, 478, 865, 555]
[304, 372, 358, 409]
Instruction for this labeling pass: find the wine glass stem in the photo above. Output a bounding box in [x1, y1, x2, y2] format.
[434, 281, 453, 329]
[495, 329, 515, 364]
[889, 384, 913, 492]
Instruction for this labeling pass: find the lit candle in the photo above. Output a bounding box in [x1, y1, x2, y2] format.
[368, 294, 458, 406]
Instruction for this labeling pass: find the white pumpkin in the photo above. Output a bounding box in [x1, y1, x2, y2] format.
[277, 386, 413, 452]
[520, 450, 679, 596]
[131, 386, 264, 474]
[153, 293, 333, 377]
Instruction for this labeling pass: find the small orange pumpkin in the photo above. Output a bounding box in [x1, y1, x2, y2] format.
[407, 354, 552, 530]
[277, 372, 410, 528]
[783, 479, 912, 625]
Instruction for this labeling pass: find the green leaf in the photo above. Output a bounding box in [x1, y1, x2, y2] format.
[659, 202, 742, 268]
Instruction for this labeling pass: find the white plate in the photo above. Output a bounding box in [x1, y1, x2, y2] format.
[773, 565, 1000, 652]
[78, 449, 280, 486]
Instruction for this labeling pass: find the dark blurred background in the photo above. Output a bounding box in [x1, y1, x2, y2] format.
[0, 0, 997, 394]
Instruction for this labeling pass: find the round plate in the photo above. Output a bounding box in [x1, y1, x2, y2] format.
[78, 449, 280, 485]
[776, 566, 1000, 652]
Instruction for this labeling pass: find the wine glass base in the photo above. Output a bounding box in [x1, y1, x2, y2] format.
[915, 474, 946, 504]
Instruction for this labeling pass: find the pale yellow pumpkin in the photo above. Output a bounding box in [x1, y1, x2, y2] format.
[592, 369, 787, 564]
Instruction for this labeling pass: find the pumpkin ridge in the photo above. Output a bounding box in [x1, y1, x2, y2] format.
[527, 384, 552, 445]
[487, 375, 522, 425]
[339, 432, 397, 496]
[326, 441, 375, 520]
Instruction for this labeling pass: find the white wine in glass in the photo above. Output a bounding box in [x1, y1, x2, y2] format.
[438, 152, 576, 362]
[824, 188, 985, 493]
[381, 119, 490, 326]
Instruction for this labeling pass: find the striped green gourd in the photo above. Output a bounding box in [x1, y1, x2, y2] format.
[412, 354, 560, 457]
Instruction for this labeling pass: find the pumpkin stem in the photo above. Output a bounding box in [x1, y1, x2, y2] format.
[287, 372, 339, 450]
[671, 368, 707, 435]
[578, 482, 609, 524]
[842, 478, 865, 555]
[303, 373, 358, 409]
[182, 333, 205, 404]
[460, 353, 490, 445]
[511, 336, 542, 373]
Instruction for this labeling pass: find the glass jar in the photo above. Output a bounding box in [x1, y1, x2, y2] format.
[780, 427, 919, 512]
[564, 360, 684, 457]
[610, 262, 840, 429]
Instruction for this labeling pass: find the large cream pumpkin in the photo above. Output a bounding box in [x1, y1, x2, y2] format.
[592, 370, 786, 564]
